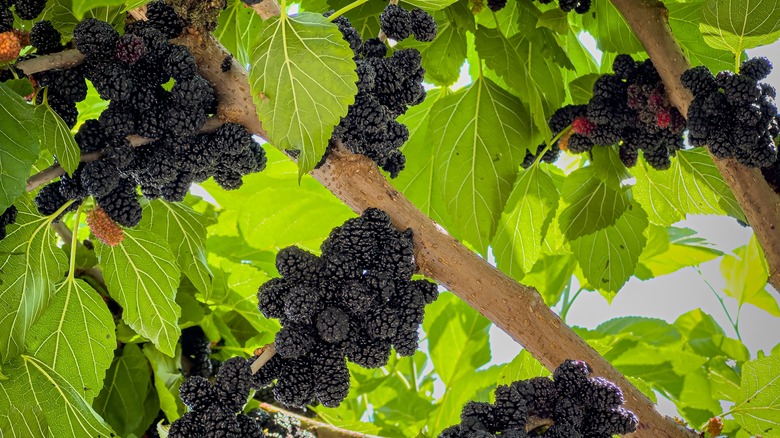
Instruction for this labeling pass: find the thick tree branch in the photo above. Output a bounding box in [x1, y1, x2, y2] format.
[258, 403, 379, 438]
[181, 30, 695, 438]
[610, 0, 780, 293]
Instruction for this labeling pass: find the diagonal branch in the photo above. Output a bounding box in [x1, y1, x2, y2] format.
[609, 0, 780, 293]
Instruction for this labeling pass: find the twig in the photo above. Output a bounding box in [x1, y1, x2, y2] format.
[16, 49, 85, 76]
[258, 402, 380, 438]
[609, 0, 780, 293]
[526, 416, 555, 433]
[250, 343, 277, 374]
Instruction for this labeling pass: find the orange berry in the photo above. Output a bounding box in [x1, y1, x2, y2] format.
[86, 207, 125, 247]
[0, 31, 21, 63]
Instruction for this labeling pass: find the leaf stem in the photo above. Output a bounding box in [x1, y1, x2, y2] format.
[532, 126, 570, 167]
[696, 267, 742, 341]
[67, 204, 84, 280]
[561, 286, 584, 321]
[328, 0, 369, 21]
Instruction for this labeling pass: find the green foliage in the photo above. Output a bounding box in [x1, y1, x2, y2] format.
[1, 0, 779, 435]
[97, 228, 182, 357]
[0, 84, 39, 213]
[248, 12, 358, 175]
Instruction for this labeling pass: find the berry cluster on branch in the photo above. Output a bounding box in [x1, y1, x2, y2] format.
[440, 360, 638, 438]
[28, 2, 266, 228]
[379, 4, 438, 42]
[682, 57, 779, 168]
[168, 357, 263, 437]
[0, 205, 17, 240]
[326, 13, 434, 178]
[524, 54, 686, 170]
[247, 408, 316, 438]
[252, 208, 439, 408]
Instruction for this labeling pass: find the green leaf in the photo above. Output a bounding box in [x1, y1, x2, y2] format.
[24, 278, 115, 404]
[571, 203, 648, 297]
[674, 309, 750, 362]
[632, 149, 744, 226]
[94, 344, 152, 437]
[700, 0, 780, 54]
[636, 225, 722, 280]
[36, 100, 81, 176]
[248, 12, 358, 175]
[403, 0, 459, 10]
[142, 345, 184, 422]
[520, 253, 576, 306]
[0, 355, 115, 437]
[428, 77, 531, 253]
[721, 235, 780, 316]
[423, 293, 492, 385]
[493, 165, 560, 276]
[668, 1, 736, 73]
[497, 350, 549, 386]
[71, 0, 127, 19]
[392, 90, 450, 225]
[580, 0, 644, 54]
[732, 355, 780, 437]
[568, 73, 600, 105]
[138, 200, 214, 298]
[97, 229, 182, 357]
[4, 78, 34, 97]
[558, 166, 630, 240]
[0, 83, 39, 212]
[427, 366, 502, 435]
[398, 13, 467, 86]
[0, 197, 68, 362]
[474, 25, 564, 139]
[216, 0, 264, 66]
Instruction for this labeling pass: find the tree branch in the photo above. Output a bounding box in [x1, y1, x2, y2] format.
[180, 29, 696, 438]
[258, 403, 379, 438]
[609, 0, 780, 293]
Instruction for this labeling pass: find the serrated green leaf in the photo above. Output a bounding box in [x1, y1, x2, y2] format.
[215, 0, 264, 66]
[497, 350, 549, 386]
[428, 77, 531, 254]
[423, 293, 491, 386]
[700, 0, 780, 54]
[24, 278, 115, 404]
[732, 355, 780, 437]
[571, 203, 648, 298]
[581, 0, 643, 53]
[674, 309, 750, 361]
[248, 12, 358, 175]
[142, 344, 184, 422]
[0, 197, 68, 362]
[36, 99, 81, 176]
[398, 14, 467, 86]
[668, 1, 736, 73]
[94, 344, 152, 437]
[636, 225, 722, 280]
[558, 166, 630, 241]
[138, 200, 214, 298]
[97, 229, 182, 357]
[0, 84, 39, 213]
[520, 253, 576, 306]
[493, 165, 560, 276]
[0, 355, 115, 437]
[568, 73, 600, 104]
[474, 25, 564, 139]
[632, 149, 744, 225]
[392, 90, 450, 225]
[721, 234, 780, 316]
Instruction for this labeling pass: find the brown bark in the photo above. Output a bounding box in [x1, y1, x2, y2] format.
[609, 0, 780, 292]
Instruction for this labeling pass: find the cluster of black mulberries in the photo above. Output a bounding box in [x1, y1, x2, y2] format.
[682, 57, 779, 168]
[252, 208, 439, 408]
[524, 55, 686, 170]
[440, 360, 638, 438]
[522, 105, 586, 168]
[31, 7, 266, 227]
[0, 205, 17, 241]
[0, 0, 46, 28]
[535, 0, 591, 14]
[168, 357, 264, 438]
[247, 408, 315, 438]
[327, 15, 432, 178]
[181, 326, 214, 378]
[379, 4, 437, 42]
